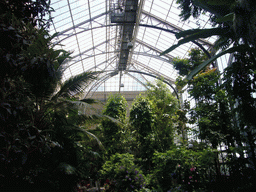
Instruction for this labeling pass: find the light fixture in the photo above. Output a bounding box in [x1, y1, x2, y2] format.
[127, 41, 133, 49]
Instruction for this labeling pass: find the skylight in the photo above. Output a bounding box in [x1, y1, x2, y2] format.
[50, 0, 217, 97]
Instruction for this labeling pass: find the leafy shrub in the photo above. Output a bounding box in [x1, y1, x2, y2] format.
[100, 153, 146, 191]
[150, 146, 216, 191]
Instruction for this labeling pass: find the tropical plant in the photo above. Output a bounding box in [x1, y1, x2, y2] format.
[222, 51, 256, 169]
[0, 1, 103, 191]
[151, 146, 216, 192]
[173, 48, 234, 149]
[173, 48, 208, 77]
[145, 80, 179, 151]
[129, 95, 156, 172]
[161, 0, 256, 80]
[173, 48, 256, 190]
[130, 95, 154, 142]
[100, 153, 146, 192]
[189, 68, 234, 149]
[101, 93, 128, 155]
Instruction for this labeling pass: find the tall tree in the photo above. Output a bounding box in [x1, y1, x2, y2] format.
[130, 94, 155, 172]
[146, 80, 179, 151]
[101, 93, 127, 155]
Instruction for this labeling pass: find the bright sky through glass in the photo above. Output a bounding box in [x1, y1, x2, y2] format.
[50, 0, 222, 98]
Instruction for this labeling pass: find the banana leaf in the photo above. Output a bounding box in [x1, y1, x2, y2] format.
[160, 28, 228, 56]
[216, 13, 234, 23]
[186, 44, 252, 80]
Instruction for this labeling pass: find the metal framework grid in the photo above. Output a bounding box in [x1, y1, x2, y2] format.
[50, 0, 219, 98]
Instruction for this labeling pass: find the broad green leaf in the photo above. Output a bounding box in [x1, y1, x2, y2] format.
[194, 0, 226, 17]
[175, 29, 204, 39]
[216, 13, 234, 23]
[80, 98, 97, 104]
[160, 44, 180, 56]
[49, 32, 59, 41]
[160, 28, 227, 56]
[186, 44, 252, 80]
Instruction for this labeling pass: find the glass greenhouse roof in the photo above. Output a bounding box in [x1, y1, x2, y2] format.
[49, 0, 219, 98]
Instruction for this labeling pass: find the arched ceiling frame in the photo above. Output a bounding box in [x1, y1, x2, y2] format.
[124, 72, 148, 90]
[55, 13, 213, 78]
[84, 70, 148, 99]
[141, 10, 213, 47]
[56, 22, 211, 75]
[80, 55, 176, 99]
[55, 11, 110, 38]
[56, 22, 211, 61]
[131, 59, 175, 83]
[83, 69, 178, 100]
[126, 70, 179, 100]
[50, 0, 217, 96]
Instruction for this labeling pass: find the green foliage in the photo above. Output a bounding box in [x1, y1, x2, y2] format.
[189, 68, 234, 148]
[103, 94, 127, 123]
[129, 95, 155, 172]
[162, 0, 256, 79]
[0, 0, 53, 29]
[145, 80, 179, 151]
[173, 48, 234, 149]
[223, 52, 256, 127]
[173, 48, 208, 88]
[102, 94, 128, 154]
[100, 153, 146, 191]
[0, 1, 102, 191]
[174, 100, 191, 141]
[151, 146, 216, 191]
[186, 44, 254, 80]
[175, 76, 188, 92]
[53, 71, 99, 100]
[189, 68, 219, 100]
[173, 58, 191, 76]
[129, 80, 180, 173]
[222, 52, 256, 168]
[130, 95, 153, 139]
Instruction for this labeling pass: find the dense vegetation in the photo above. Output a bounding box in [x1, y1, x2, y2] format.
[1, 0, 256, 192]
[1, 1, 101, 191]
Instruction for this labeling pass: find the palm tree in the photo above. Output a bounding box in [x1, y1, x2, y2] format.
[1, 17, 104, 190]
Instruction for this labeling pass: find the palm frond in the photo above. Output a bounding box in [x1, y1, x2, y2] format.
[214, 36, 233, 50]
[52, 71, 100, 100]
[80, 98, 98, 104]
[56, 51, 72, 68]
[76, 126, 105, 150]
[216, 12, 234, 23]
